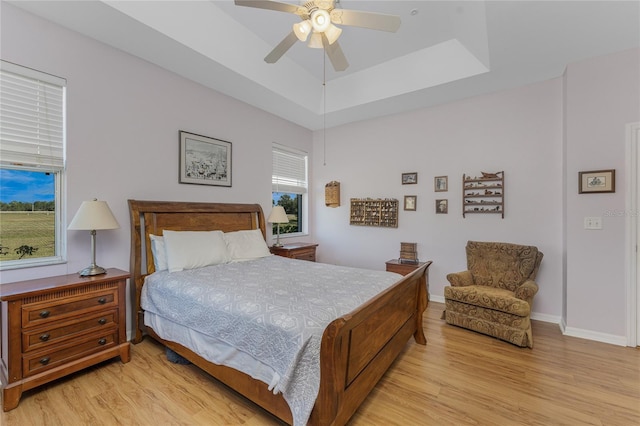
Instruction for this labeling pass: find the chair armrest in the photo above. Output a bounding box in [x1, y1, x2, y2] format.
[514, 280, 539, 304]
[446, 271, 474, 287]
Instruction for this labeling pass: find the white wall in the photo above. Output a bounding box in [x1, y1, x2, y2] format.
[0, 4, 312, 332]
[312, 79, 564, 321]
[564, 48, 640, 342]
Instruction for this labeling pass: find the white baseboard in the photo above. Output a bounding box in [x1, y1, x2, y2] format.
[530, 312, 560, 324]
[562, 326, 627, 347]
[430, 294, 445, 304]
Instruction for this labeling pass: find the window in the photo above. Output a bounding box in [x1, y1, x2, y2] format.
[272, 143, 308, 236]
[0, 61, 66, 269]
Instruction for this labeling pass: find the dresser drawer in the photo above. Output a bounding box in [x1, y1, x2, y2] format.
[23, 309, 118, 353]
[270, 243, 318, 262]
[23, 330, 117, 377]
[22, 289, 118, 329]
[293, 249, 316, 261]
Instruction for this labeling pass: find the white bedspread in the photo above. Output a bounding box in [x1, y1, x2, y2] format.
[141, 255, 401, 426]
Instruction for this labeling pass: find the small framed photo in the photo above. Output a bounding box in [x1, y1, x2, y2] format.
[578, 169, 615, 194]
[436, 199, 448, 214]
[434, 176, 448, 192]
[404, 195, 417, 211]
[179, 131, 232, 187]
[402, 172, 418, 185]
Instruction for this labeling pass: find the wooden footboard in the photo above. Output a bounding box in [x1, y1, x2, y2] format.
[312, 261, 430, 425]
[128, 200, 431, 425]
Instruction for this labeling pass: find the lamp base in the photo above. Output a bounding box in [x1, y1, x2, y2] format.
[272, 242, 284, 247]
[78, 265, 107, 277]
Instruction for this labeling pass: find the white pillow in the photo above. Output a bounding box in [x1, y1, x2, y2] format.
[223, 229, 271, 262]
[163, 230, 230, 272]
[149, 234, 168, 271]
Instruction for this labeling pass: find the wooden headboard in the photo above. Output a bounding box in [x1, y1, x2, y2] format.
[127, 199, 266, 342]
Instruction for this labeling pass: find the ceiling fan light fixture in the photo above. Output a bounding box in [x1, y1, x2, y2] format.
[324, 23, 342, 45]
[293, 19, 312, 42]
[308, 32, 323, 49]
[311, 9, 331, 32]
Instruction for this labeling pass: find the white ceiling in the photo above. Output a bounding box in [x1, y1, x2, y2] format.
[8, 1, 640, 130]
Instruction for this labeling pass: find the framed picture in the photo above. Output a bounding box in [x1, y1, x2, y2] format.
[404, 195, 417, 211]
[578, 169, 615, 194]
[402, 172, 418, 185]
[434, 176, 448, 192]
[436, 199, 448, 214]
[179, 131, 232, 187]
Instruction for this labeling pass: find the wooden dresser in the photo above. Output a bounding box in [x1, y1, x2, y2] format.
[0, 268, 131, 411]
[270, 243, 318, 262]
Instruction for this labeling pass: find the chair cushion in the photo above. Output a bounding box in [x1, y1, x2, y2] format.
[467, 241, 539, 291]
[444, 285, 531, 317]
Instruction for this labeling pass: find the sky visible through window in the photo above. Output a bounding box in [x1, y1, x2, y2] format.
[0, 169, 54, 203]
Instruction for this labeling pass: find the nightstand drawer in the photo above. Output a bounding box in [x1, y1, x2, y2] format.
[23, 330, 117, 377]
[292, 248, 316, 261]
[270, 243, 318, 262]
[23, 309, 118, 352]
[385, 259, 428, 276]
[22, 289, 117, 329]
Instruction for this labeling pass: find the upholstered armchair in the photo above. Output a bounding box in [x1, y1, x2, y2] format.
[443, 241, 543, 348]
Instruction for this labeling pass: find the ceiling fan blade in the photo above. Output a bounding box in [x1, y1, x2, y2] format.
[264, 31, 299, 63]
[330, 9, 401, 32]
[234, 0, 306, 16]
[322, 34, 349, 71]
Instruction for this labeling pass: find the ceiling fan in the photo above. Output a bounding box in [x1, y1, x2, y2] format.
[234, 0, 401, 71]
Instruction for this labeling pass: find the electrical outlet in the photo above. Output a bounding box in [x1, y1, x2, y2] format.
[584, 217, 603, 230]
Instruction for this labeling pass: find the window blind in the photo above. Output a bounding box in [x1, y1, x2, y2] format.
[272, 143, 308, 194]
[0, 61, 66, 170]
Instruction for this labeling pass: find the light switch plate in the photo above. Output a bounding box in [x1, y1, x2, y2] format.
[584, 217, 603, 229]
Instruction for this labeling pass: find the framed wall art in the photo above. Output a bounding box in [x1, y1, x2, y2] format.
[434, 176, 448, 192]
[402, 172, 418, 185]
[578, 169, 615, 194]
[179, 130, 232, 187]
[436, 199, 448, 214]
[404, 195, 417, 211]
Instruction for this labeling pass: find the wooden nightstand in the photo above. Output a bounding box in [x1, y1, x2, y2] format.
[385, 259, 429, 276]
[0, 268, 131, 411]
[270, 243, 318, 262]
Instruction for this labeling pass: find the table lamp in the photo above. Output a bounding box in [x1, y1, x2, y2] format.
[68, 199, 120, 276]
[267, 205, 289, 247]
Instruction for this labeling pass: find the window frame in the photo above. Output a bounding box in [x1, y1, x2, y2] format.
[272, 143, 309, 239]
[0, 61, 67, 270]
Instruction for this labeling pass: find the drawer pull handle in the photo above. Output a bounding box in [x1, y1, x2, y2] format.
[39, 310, 50, 318]
[98, 338, 107, 345]
[98, 297, 107, 304]
[39, 334, 50, 341]
[98, 318, 107, 325]
[40, 357, 50, 365]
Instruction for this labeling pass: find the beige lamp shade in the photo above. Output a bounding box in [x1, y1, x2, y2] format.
[68, 199, 120, 230]
[267, 206, 289, 224]
[293, 19, 312, 42]
[68, 199, 119, 276]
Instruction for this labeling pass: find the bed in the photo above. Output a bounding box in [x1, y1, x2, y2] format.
[128, 200, 431, 425]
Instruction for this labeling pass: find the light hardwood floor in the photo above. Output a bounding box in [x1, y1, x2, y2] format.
[2, 302, 639, 425]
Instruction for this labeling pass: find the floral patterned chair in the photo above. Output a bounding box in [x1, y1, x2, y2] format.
[443, 241, 543, 348]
